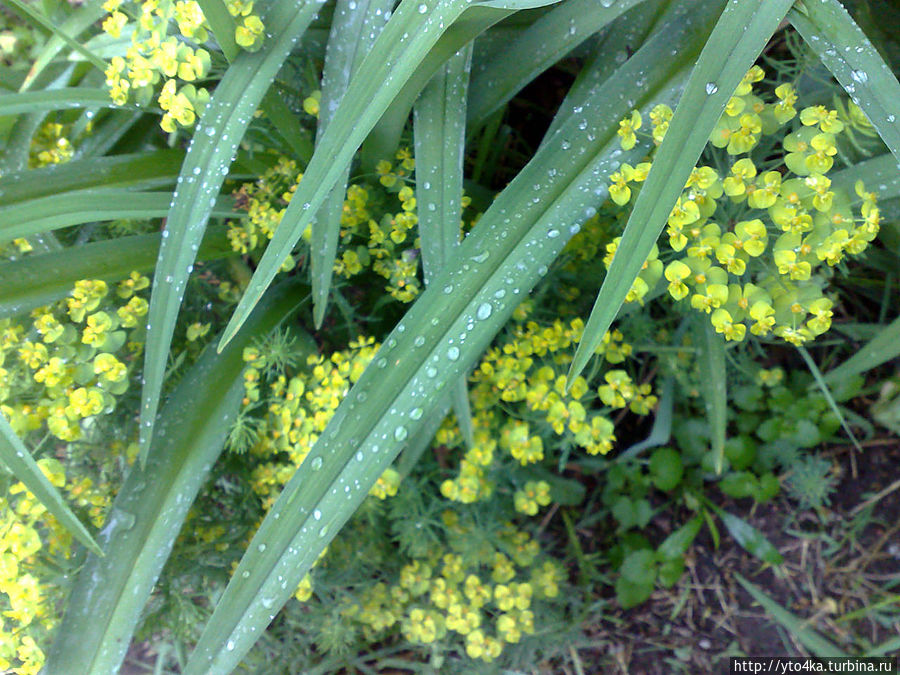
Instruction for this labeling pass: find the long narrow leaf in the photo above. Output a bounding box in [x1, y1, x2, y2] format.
[0, 150, 185, 206]
[0, 87, 137, 116]
[42, 282, 305, 675]
[0, 414, 102, 556]
[0, 191, 235, 243]
[789, 0, 900, 164]
[0, 227, 234, 319]
[734, 573, 847, 657]
[414, 44, 475, 447]
[184, 13, 721, 672]
[567, 0, 796, 383]
[6, 0, 107, 73]
[716, 508, 783, 566]
[798, 346, 863, 452]
[309, 0, 394, 327]
[697, 316, 727, 473]
[823, 314, 900, 384]
[138, 0, 326, 460]
[467, 0, 648, 127]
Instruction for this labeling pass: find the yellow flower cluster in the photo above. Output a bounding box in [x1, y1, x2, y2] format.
[1, 275, 148, 443]
[101, 0, 264, 130]
[28, 122, 74, 169]
[0, 459, 104, 674]
[341, 514, 564, 663]
[610, 66, 882, 345]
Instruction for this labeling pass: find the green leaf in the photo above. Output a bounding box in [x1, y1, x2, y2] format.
[716, 508, 783, 565]
[42, 281, 304, 675]
[616, 575, 655, 609]
[414, 45, 476, 447]
[789, 0, 900, 164]
[184, 17, 716, 672]
[697, 317, 727, 474]
[0, 191, 236, 243]
[798, 346, 863, 453]
[657, 515, 702, 560]
[830, 153, 900, 201]
[0, 227, 235, 319]
[648, 446, 683, 491]
[734, 573, 847, 657]
[467, 0, 648, 126]
[823, 314, 900, 384]
[620, 548, 657, 586]
[568, 0, 796, 383]
[0, 150, 185, 207]
[0, 87, 138, 116]
[138, 0, 325, 461]
[5, 0, 107, 73]
[196, 0, 239, 61]
[0, 413, 102, 557]
[309, 0, 394, 328]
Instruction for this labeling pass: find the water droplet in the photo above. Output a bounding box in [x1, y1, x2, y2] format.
[257, 543, 266, 552]
[851, 69, 868, 84]
[313, 509, 322, 520]
[547, 228, 560, 238]
[376, 357, 387, 368]
[476, 303, 492, 320]
[356, 450, 364, 461]
[394, 426, 408, 441]
[417, 2, 427, 12]
[425, 366, 438, 378]
[471, 250, 489, 263]
[241, 571, 250, 578]
[311, 457, 323, 471]
[226, 640, 235, 651]
[447, 346, 460, 361]
[494, 289, 506, 299]
[410, 407, 423, 420]
[443, 284, 453, 294]
[414, 335, 425, 347]
[705, 82, 718, 95]
[319, 526, 329, 537]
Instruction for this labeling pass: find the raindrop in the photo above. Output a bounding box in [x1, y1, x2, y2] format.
[443, 284, 454, 294]
[356, 450, 364, 461]
[547, 228, 560, 238]
[425, 366, 438, 378]
[417, 2, 427, 12]
[447, 346, 460, 361]
[311, 457, 323, 471]
[410, 407, 423, 420]
[226, 641, 235, 651]
[851, 69, 868, 84]
[705, 82, 718, 95]
[394, 426, 409, 441]
[376, 357, 387, 368]
[313, 509, 322, 520]
[472, 250, 489, 263]
[257, 544, 266, 552]
[319, 526, 328, 537]
[476, 303, 492, 320]
[414, 336, 425, 347]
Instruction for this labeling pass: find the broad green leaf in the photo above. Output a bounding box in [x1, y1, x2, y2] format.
[789, 0, 900, 164]
[0, 150, 185, 206]
[0, 191, 236, 243]
[0, 227, 234, 319]
[414, 45, 475, 447]
[0, 413, 102, 557]
[824, 314, 900, 384]
[657, 515, 702, 560]
[798, 346, 863, 452]
[716, 508, 783, 565]
[734, 573, 847, 657]
[138, 0, 326, 461]
[568, 0, 796, 383]
[184, 14, 720, 672]
[310, 0, 394, 328]
[467, 0, 648, 126]
[0, 87, 137, 116]
[42, 281, 305, 675]
[697, 317, 727, 474]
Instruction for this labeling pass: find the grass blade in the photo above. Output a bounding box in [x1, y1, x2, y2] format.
[5, 0, 107, 73]
[0, 150, 185, 206]
[414, 45, 475, 446]
[0, 87, 136, 116]
[734, 573, 847, 657]
[42, 281, 305, 675]
[697, 316, 727, 474]
[830, 153, 900, 200]
[309, 0, 394, 327]
[0, 191, 236, 243]
[567, 0, 796, 384]
[138, 0, 325, 461]
[798, 346, 863, 452]
[0, 413, 102, 557]
[218, 0, 494, 348]
[196, 0, 239, 62]
[715, 508, 783, 566]
[823, 314, 900, 384]
[467, 0, 648, 126]
[0, 227, 234, 319]
[789, 0, 900, 164]
[185, 17, 714, 673]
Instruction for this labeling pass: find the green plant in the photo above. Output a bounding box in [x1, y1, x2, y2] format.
[0, 0, 898, 672]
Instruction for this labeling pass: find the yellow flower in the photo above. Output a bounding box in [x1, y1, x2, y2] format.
[617, 110, 642, 150]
